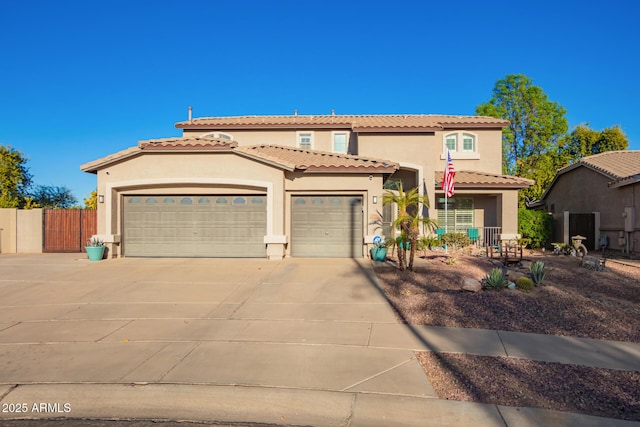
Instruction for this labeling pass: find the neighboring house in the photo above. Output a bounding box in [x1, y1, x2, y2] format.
[81, 113, 531, 259]
[534, 150, 640, 254]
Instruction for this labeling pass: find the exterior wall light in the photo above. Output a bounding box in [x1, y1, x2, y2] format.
[373, 196, 378, 204]
[98, 195, 104, 203]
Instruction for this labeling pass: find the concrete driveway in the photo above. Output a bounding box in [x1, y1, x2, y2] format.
[2, 254, 632, 427]
[0, 254, 449, 426]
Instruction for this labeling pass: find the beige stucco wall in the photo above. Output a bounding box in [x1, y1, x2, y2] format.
[0, 208, 43, 253]
[544, 167, 639, 253]
[17, 209, 43, 253]
[181, 127, 509, 236]
[356, 130, 502, 176]
[91, 150, 388, 258]
[183, 129, 353, 154]
[355, 131, 503, 222]
[432, 190, 520, 235]
[500, 191, 519, 235]
[0, 208, 17, 253]
[94, 151, 287, 257]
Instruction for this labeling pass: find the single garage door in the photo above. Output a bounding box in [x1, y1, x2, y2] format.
[291, 195, 363, 257]
[123, 195, 266, 257]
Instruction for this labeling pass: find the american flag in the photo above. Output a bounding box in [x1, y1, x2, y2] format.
[442, 150, 456, 198]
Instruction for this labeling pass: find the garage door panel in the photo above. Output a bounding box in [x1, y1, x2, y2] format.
[124, 195, 266, 257]
[291, 195, 363, 258]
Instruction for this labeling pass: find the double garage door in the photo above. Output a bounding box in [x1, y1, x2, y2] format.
[123, 194, 363, 258]
[123, 195, 267, 257]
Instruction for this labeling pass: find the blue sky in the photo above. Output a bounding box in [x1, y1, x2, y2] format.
[1, 0, 639, 203]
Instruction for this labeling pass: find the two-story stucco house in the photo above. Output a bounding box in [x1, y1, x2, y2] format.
[81, 113, 532, 259]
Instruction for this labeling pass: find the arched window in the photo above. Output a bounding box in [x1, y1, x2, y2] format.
[443, 132, 478, 157]
[202, 132, 233, 140]
[445, 133, 457, 151]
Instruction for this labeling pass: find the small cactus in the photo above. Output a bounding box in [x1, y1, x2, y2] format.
[515, 276, 534, 291]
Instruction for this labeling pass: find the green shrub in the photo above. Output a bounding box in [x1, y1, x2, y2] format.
[515, 276, 534, 290]
[418, 235, 441, 251]
[530, 261, 547, 284]
[483, 268, 508, 290]
[441, 232, 470, 249]
[518, 208, 553, 248]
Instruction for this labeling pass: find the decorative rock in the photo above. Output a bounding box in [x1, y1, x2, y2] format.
[508, 282, 516, 289]
[582, 255, 607, 271]
[508, 271, 526, 282]
[462, 278, 482, 293]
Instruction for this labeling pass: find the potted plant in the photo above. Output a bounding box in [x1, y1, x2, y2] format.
[371, 238, 390, 262]
[85, 237, 105, 261]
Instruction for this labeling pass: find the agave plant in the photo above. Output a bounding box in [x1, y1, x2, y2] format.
[483, 268, 507, 290]
[530, 261, 547, 284]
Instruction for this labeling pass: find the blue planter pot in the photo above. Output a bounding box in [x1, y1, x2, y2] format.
[371, 247, 388, 261]
[85, 246, 105, 261]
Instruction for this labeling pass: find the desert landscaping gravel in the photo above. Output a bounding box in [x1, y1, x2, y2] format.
[374, 251, 640, 421]
[417, 351, 640, 422]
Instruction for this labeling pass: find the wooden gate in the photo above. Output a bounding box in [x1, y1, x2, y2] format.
[43, 209, 97, 253]
[569, 213, 595, 251]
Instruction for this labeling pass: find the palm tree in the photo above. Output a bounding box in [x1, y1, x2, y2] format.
[383, 182, 437, 271]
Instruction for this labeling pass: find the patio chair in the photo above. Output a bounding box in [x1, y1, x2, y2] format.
[467, 228, 480, 245]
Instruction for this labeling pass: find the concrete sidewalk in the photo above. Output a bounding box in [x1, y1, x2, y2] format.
[0, 254, 638, 426]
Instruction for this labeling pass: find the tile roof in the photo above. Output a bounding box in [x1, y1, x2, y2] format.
[80, 146, 141, 172]
[558, 150, 640, 181]
[81, 138, 398, 174]
[537, 150, 640, 198]
[237, 145, 399, 172]
[175, 114, 509, 131]
[138, 137, 237, 150]
[80, 137, 236, 172]
[434, 171, 534, 189]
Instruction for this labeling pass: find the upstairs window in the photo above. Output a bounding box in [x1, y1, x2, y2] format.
[333, 132, 348, 153]
[445, 134, 457, 152]
[462, 133, 475, 152]
[442, 132, 479, 159]
[297, 131, 314, 149]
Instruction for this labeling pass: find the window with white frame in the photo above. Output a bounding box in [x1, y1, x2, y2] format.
[437, 198, 474, 232]
[445, 134, 457, 151]
[332, 132, 348, 153]
[297, 131, 314, 149]
[442, 132, 479, 158]
[462, 133, 475, 152]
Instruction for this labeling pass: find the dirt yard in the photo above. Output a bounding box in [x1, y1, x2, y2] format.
[373, 250, 640, 422]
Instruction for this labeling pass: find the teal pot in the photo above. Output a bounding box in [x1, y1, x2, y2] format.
[399, 241, 411, 250]
[85, 246, 105, 261]
[371, 247, 388, 262]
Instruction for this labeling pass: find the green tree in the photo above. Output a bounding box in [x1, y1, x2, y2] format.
[518, 208, 552, 248]
[84, 190, 98, 209]
[476, 74, 568, 204]
[558, 124, 628, 162]
[0, 145, 32, 208]
[383, 182, 437, 271]
[29, 185, 77, 208]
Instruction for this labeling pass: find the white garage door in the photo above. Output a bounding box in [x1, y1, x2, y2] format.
[123, 195, 266, 257]
[291, 195, 363, 257]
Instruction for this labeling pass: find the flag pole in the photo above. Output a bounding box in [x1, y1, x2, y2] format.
[444, 151, 449, 254]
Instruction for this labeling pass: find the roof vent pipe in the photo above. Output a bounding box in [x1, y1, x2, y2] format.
[294, 109, 298, 116]
[188, 106, 193, 123]
[331, 109, 335, 116]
